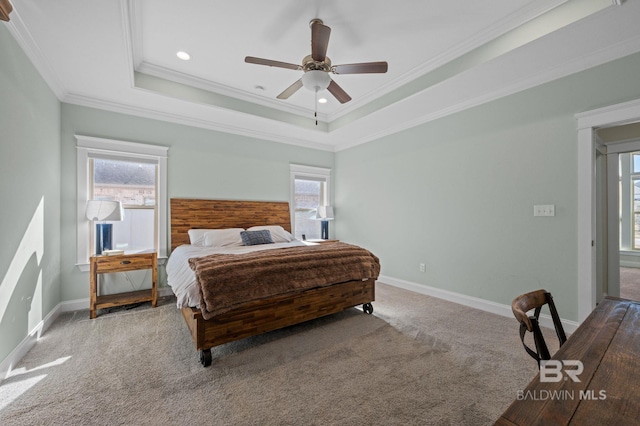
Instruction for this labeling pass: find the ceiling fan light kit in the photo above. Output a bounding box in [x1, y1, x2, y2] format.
[244, 18, 388, 123]
[302, 70, 331, 91]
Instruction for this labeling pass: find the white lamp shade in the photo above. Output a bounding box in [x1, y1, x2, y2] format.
[302, 70, 331, 91]
[316, 205, 334, 220]
[86, 200, 124, 221]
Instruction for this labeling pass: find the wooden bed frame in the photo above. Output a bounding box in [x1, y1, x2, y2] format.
[170, 198, 376, 366]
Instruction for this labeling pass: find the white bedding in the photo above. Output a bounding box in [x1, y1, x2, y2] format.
[166, 241, 306, 308]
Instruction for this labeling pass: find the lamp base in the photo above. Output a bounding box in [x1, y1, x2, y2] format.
[95, 223, 113, 255]
[321, 220, 329, 240]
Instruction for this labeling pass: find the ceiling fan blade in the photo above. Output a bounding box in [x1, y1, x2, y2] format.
[311, 20, 331, 62]
[333, 62, 388, 74]
[245, 56, 301, 71]
[277, 79, 304, 99]
[327, 80, 352, 104]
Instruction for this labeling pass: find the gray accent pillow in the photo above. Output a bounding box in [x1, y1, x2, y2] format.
[240, 229, 274, 246]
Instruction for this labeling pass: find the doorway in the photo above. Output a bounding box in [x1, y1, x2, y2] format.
[616, 148, 640, 301]
[596, 126, 640, 303]
[578, 99, 640, 321]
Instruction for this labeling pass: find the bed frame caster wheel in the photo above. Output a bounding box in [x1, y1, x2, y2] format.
[200, 349, 212, 367]
[363, 303, 374, 315]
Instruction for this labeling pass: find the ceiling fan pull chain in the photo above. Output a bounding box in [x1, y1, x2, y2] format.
[315, 89, 318, 126]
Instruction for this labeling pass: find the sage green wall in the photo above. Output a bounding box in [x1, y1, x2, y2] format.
[0, 25, 61, 363]
[335, 52, 640, 322]
[60, 104, 334, 301]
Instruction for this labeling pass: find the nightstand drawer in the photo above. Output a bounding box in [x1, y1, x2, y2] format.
[92, 253, 154, 273]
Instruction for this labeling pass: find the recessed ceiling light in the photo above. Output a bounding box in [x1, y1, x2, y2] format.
[176, 51, 190, 61]
[318, 97, 328, 104]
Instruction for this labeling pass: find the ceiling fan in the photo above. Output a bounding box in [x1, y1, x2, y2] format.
[245, 19, 388, 104]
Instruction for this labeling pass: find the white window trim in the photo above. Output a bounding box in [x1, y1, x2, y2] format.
[76, 135, 168, 271]
[289, 164, 331, 236]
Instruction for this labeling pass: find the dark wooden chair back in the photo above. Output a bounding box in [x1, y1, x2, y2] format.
[511, 289, 567, 368]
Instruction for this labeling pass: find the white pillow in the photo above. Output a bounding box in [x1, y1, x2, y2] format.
[247, 225, 294, 243]
[203, 228, 245, 248]
[188, 228, 244, 246]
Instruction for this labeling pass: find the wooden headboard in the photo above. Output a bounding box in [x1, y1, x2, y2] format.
[170, 198, 292, 251]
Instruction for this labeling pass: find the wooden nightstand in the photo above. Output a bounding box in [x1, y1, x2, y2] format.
[89, 251, 157, 319]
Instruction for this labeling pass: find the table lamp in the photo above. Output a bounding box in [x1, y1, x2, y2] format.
[86, 200, 124, 255]
[316, 206, 334, 240]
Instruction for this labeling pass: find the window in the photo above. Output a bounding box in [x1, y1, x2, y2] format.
[290, 164, 331, 240]
[92, 158, 156, 252]
[77, 136, 168, 269]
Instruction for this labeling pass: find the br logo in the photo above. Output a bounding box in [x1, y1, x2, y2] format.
[540, 360, 584, 383]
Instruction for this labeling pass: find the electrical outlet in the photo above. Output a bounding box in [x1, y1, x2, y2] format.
[534, 204, 555, 217]
[419, 263, 426, 272]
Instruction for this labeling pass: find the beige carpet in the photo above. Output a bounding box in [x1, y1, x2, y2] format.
[0, 283, 539, 425]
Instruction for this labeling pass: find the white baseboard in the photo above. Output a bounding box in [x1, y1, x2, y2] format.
[1, 287, 175, 380]
[377, 275, 580, 334]
[0, 298, 90, 380]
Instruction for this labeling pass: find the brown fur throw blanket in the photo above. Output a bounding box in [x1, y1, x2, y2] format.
[189, 242, 380, 320]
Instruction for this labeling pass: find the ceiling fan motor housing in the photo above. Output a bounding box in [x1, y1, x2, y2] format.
[302, 54, 331, 72]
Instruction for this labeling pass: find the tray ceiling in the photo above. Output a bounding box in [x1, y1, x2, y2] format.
[5, 0, 639, 150]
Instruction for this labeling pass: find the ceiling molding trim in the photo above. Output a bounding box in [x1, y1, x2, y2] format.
[326, 0, 570, 122]
[127, 0, 333, 126]
[136, 61, 329, 123]
[127, 0, 569, 127]
[62, 29, 640, 155]
[62, 92, 336, 152]
[119, 0, 137, 88]
[127, 0, 331, 123]
[334, 34, 640, 152]
[5, 7, 66, 99]
[127, 0, 143, 69]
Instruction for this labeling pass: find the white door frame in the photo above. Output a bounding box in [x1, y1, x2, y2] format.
[577, 98, 640, 321]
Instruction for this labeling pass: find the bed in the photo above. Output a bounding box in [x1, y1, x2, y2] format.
[167, 198, 380, 366]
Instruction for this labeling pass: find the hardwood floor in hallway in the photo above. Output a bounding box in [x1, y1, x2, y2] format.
[620, 267, 640, 301]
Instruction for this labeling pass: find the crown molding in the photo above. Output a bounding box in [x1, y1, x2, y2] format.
[126, 0, 570, 127]
[62, 92, 336, 152]
[7, 0, 636, 154]
[326, 0, 570, 122]
[124, 0, 143, 69]
[5, 8, 65, 99]
[334, 33, 640, 151]
[134, 61, 331, 123]
[125, 0, 330, 124]
[127, 0, 571, 127]
[120, 0, 137, 88]
[63, 26, 640, 155]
